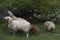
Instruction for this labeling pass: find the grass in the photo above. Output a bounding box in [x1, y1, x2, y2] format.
[0, 22, 60, 40]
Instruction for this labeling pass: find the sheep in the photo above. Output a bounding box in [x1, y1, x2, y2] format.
[44, 21, 55, 32]
[4, 16, 32, 38]
[7, 11, 40, 36]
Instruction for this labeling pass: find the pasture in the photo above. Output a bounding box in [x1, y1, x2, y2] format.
[0, 22, 60, 40]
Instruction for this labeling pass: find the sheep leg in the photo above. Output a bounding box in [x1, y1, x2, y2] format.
[45, 28, 48, 32]
[13, 30, 15, 36]
[46, 29, 47, 32]
[26, 32, 29, 38]
[13, 29, 17, 36]
[49, 28, 53, 32]
[45, 26, 48, 32]
[9, 29, 13, 33]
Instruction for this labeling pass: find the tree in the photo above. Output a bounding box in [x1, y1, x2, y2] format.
[0, 0, 60, 22]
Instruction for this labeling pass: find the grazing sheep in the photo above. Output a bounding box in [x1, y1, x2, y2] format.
[44, 21, 55, 32]
[5, 16, 31, 38]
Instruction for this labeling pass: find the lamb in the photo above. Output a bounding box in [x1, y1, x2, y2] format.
[4, 16, 31, 38]
[44, 21, 55, 32]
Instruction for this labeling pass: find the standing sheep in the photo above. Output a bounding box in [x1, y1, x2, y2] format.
[6, 11, 40, 37]
[44, 21, 55, 32]
[5, 16, 32, 38]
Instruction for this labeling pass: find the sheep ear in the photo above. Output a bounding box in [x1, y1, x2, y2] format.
[8, 11, 13, 17]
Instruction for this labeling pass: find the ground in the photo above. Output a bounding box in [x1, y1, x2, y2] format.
[0, 22, 60, 40]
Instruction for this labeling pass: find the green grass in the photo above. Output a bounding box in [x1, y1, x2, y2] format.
[0, 22, 60, 40]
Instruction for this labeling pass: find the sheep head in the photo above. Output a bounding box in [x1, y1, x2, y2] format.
[4, 16, 12, 20]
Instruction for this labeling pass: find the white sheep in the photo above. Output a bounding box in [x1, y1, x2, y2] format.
[44, 21, 55, 32]
[5, 16, 31, 38]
